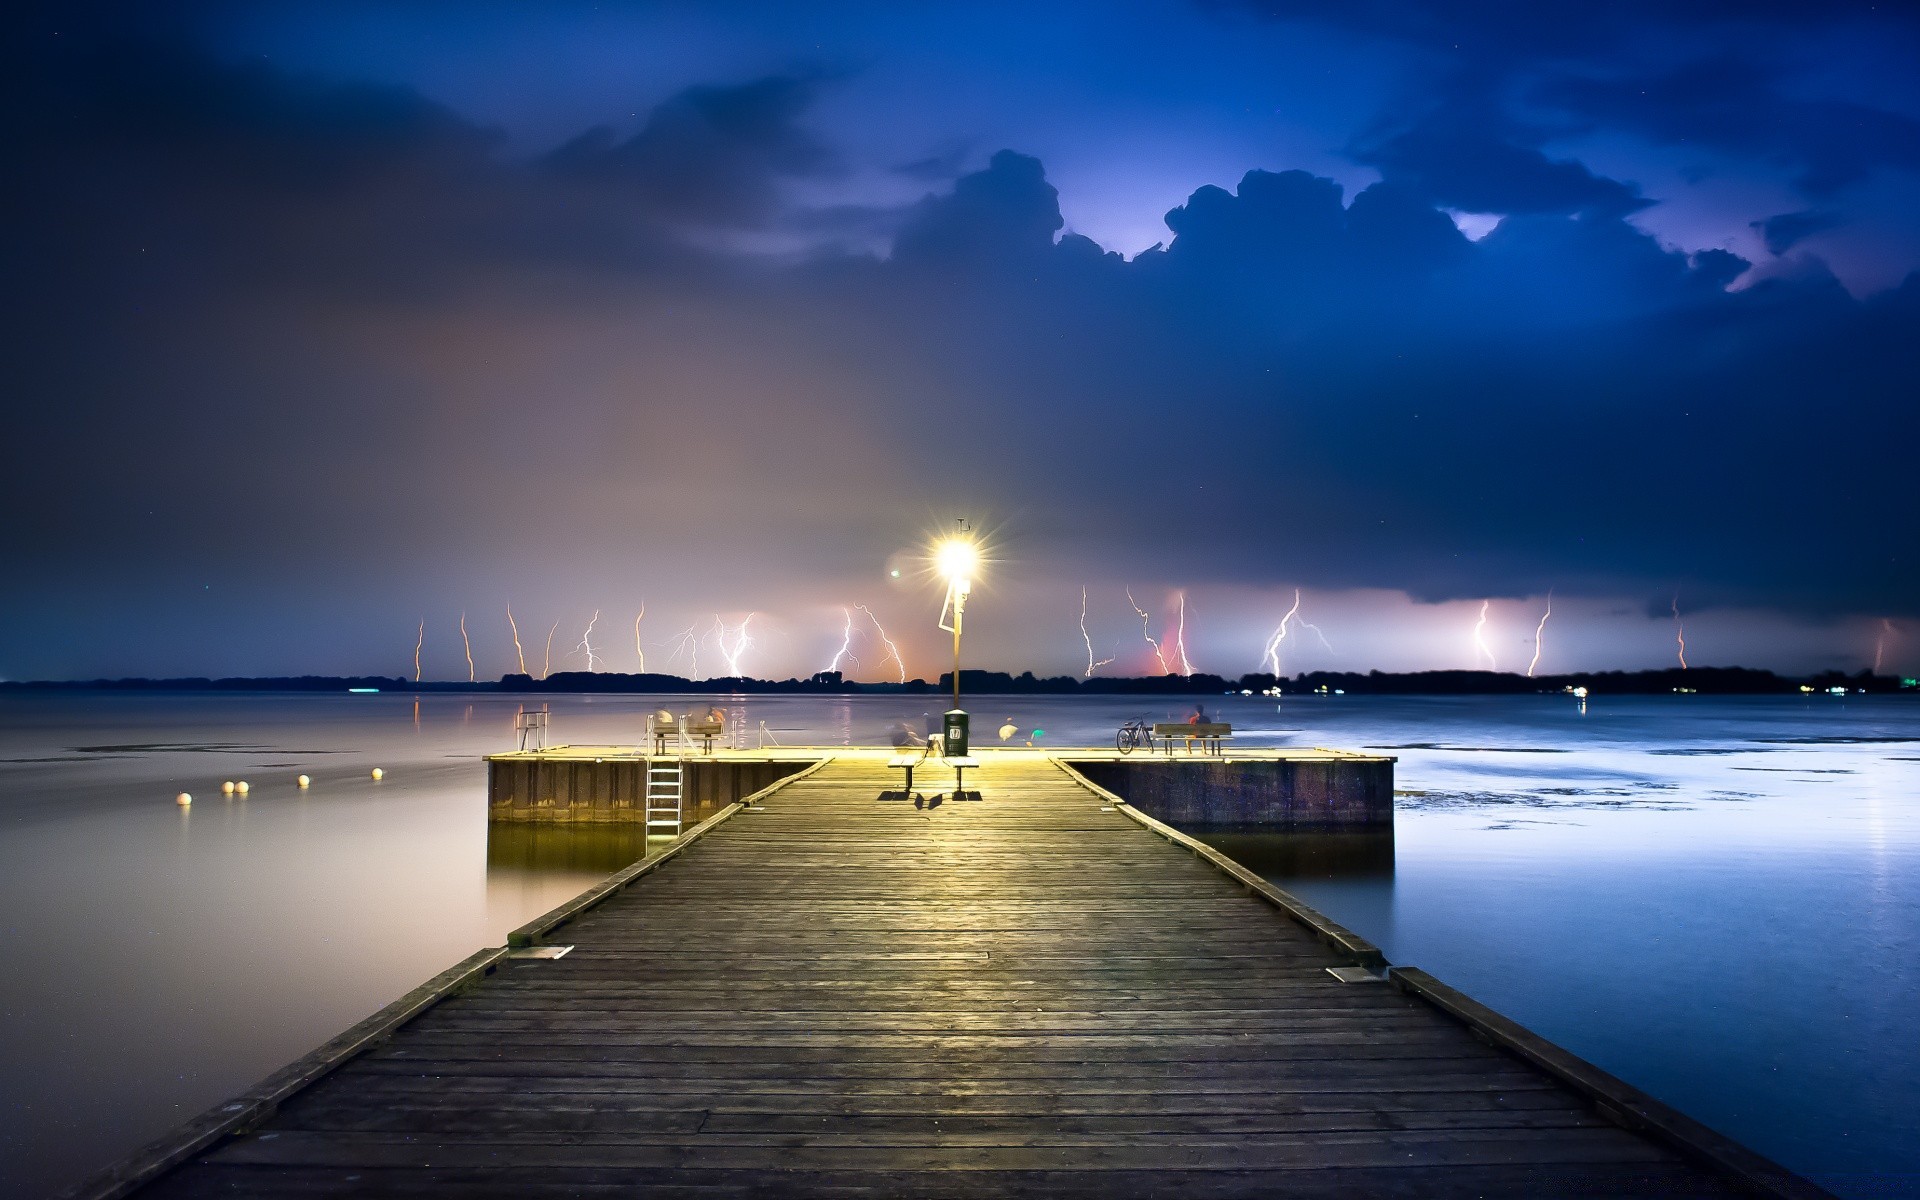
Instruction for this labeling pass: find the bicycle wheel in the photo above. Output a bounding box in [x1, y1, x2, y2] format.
[1116, 726, 1138, 754]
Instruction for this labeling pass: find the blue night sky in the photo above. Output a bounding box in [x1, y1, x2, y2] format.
[3, 0, 1917, 681]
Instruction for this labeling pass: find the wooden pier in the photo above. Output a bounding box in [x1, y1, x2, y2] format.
[87, 752, 1824, 1199]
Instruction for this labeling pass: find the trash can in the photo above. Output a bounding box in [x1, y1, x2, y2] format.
[943, 709, 970, 758]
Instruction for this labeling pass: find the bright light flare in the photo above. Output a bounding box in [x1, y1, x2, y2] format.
[935, 537, 978, 588]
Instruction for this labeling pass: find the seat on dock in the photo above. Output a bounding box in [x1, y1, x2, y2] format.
[1153, 721, 1232, 755]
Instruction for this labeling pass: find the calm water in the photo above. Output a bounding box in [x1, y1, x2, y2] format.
[0, 691, 1914, 1197]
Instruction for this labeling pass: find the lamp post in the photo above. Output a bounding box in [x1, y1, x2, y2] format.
[936, 531, 978, 756]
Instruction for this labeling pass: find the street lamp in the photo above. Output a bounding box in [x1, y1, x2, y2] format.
[936, 531, 978, 755]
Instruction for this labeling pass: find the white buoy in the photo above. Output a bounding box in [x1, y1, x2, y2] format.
[370, 768, 384, 780]
[220, 781, 235, 795]
[296, 774, 310, 788]
[235, 781, 250, 795]
[175, 792, 192, 806]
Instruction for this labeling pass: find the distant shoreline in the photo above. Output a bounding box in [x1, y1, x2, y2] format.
[1, 667, 1911, 697]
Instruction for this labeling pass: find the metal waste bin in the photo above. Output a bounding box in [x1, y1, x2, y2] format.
[943, 709, 970, 758]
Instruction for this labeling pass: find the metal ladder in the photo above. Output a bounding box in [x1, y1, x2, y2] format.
[645, 759, 684, 837]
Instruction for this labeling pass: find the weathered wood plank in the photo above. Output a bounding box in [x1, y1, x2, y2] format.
[117, 753, 1812, 1200]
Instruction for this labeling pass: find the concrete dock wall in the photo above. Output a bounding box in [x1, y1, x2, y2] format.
[1064, 756, 1394, 829]
[487, 756, 812, 823]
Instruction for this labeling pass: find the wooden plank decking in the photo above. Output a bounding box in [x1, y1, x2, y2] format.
[130, 754, 1793, 1198]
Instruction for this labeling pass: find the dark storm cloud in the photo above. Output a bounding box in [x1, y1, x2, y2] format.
[2, 28, 1918, 682]
[1216, 0, 1920, 204]
[1754, 210, 1846, 255]
[542, 75, 841, 229]
[1535, 58, 1920, 198]
[1351, 107, 1650, 216]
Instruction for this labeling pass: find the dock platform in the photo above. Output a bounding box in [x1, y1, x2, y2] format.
[95, 752, 1821, 1199]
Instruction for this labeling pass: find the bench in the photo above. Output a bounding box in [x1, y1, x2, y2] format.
[649, 717, 725, 755]
[882, 752, 979, 803]
[942, 755, 982, 801]
[883, 752, 929, 801]
[1153, 722, 1233, 755]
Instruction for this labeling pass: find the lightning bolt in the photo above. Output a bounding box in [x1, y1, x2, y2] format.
[542, 620, 558, 680]
[829, 607, 860, 675]
[1173, 592, 1197, 677]
[1875, 618, 1895, 673]
[578, 610, 603, 672]
[507, 608, 527, 675]
[712, 613, 754, 677]
[1262, 589, 1303, 675]
[413, 620, 424, 683]
[1472, 600, 1497, 671]
[857, 604, 907, 683]
[1527, 592, 1553, 678]
[659, 623, 700, 677]
[1672, 593, 1688, 670]
[1125, 587, 1171, 675]
[633, 602, 646, 673]
[459, 612, 475, 683]
[1299, 616, 1335, 655]
[1080, 586, 1115, 678]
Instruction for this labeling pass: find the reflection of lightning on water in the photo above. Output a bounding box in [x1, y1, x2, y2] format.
[1672, 593, 1688, 670]
[1527, 591, 1553, 678]
[1262, 589, 1303, 675]
[634, 602, 646, 673]
[459, 612, 475, 683]
[413, 620, 424, 683]
[829, 607, 860, 675]
[577, 610, 603, 672]
[1173, 593, 1196, 677]
[507, 608, 528, 675]
[542, 621, 558, 680]
[712, 613, 754, 677]
[1080, 587, 1115, 678]
[1125, 587, 1171, 675]
[1874, 618, 1894, 673]
[857, 604, 906, 683]
[1472, 600, 1496, 670]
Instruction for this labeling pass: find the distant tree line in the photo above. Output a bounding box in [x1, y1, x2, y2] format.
[3, 666, 1911, 695]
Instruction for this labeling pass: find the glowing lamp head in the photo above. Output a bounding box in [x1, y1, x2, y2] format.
[936, 538, 978, 591]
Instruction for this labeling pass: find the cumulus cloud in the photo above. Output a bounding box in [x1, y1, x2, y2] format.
[1, 31, 1917, 679]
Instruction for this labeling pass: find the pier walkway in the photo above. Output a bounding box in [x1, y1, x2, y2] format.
[126, 754, 1806, 1198]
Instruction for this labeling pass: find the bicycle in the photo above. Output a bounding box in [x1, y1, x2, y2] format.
[1116, 718, 1155, 755]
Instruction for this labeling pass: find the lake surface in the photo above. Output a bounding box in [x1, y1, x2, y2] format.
[0, 690, 1914, 1198]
